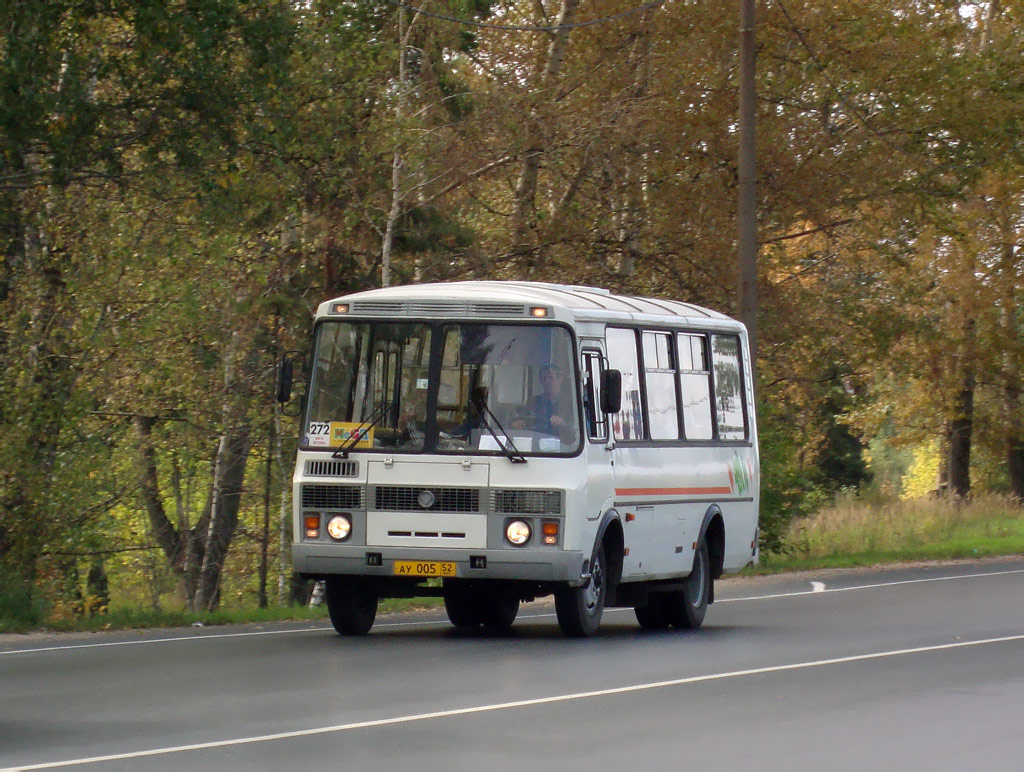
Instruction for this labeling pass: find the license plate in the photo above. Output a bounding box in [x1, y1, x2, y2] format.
[393, 560, 457, 578]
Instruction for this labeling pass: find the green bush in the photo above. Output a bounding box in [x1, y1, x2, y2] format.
[0, 567, 47, 633]
[758, 414, 827, 555]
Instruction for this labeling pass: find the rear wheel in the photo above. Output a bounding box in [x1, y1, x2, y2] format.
[325, 577, 378, 636]
[555, 542, 607, 637]
[634, 597, 670, 630]
[664, 540, 710, 630]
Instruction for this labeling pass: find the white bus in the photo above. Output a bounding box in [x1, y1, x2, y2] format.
[283, 282, 758, 637]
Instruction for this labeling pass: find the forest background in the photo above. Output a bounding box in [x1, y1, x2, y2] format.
[1, 0, 1021, 623]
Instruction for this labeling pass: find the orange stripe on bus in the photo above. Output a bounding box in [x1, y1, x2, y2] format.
[614, 487, 733, 496]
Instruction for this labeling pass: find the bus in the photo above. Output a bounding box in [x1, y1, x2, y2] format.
[281, 282, 759, 637]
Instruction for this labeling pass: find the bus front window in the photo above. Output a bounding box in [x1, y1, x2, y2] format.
[436, 324, 581, 456]
[303, 322, 432, 452]
[302, 321, 579, 456]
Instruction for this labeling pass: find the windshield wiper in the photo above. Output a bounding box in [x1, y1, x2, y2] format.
[332, 401, 396, 459]
[471, 390, 526, 464]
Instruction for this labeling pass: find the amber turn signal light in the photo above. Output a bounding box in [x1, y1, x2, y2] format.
[542, 521, 558, 544]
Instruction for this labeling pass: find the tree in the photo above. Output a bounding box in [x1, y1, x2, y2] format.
[0, 0, 295, 603]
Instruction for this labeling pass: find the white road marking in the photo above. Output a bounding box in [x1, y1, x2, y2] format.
[2, 567, 1022, 657]
[8, 632, 1024, 771]
[714, 568, 1024, 604]
[0, 626, 332, 656]
[810, 581, 826, 593]
[0, 619, 448, 656]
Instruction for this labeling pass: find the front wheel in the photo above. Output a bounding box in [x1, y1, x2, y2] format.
[555, 542, 607, 637]
[443, 582, 482, 628]
[481, 595, 519, 633]
[664, 540, 710, 630]
[325, 576, 379, 636]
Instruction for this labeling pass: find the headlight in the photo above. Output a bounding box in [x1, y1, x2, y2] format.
[506, 519, 532, 546]
[326, 514, 352, 541]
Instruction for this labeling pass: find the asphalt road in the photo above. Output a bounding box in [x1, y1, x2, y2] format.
[3, 559, 1023, 771]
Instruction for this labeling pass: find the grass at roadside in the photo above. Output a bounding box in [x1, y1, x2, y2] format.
[753, 494, 1024, 573]
[0, 595, 444, 635]
[6, 497, 1021, 634]
[4, 603, 328, 635]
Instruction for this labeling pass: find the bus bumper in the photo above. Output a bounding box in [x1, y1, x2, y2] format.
[293, 544, 587, 585]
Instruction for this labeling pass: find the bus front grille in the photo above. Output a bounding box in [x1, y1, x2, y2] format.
[305, 460, 359, 478]
[301, 484, 363, 510]
[467, 303, 527, 317]
[349, 300, 527, 319]
[374, 486, 481, 513]
[351, 301, 403, 315]
[491, 489, 563, 515]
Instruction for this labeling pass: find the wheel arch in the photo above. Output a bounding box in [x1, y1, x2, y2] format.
[699, 505, 726, 586]
[596, 509, 625, 591]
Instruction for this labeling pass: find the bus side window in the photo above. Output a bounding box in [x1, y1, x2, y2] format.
[642, 331, 679, 441]
[582, 350, 607, 442]
[678, 333, 713, 440]
[606, 327, 643, 441]
[711, 334, 747, 440]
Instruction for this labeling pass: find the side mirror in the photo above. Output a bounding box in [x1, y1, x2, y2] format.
[600, 369, 622, 414]
[276, 357, 294, 403]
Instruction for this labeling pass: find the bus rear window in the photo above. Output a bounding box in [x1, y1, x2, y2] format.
[711, 334, 746, 441]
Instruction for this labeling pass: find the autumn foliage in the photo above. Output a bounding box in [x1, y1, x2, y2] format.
[1, 0, 1021, 618]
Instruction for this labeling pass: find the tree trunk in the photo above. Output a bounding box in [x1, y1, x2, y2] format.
[989, 188, 1024, 500]
[738, 0, 758, 376]
[193, 326, 256, 612]
[1009, 434, 1024, 502]
[0, 186, 76, 577]
[275, 404, 291, 605]
[614, 19, 653, 279]
[194, 429, 252, 611]
[132, 416, 184, 567]
[257, 417, 274, 608]
[380, 6, 420, 288]
[381, 150, 402, 288]
[947, 373, 974, 500]
[509, 0, 579, 271]
[133, 414, 216, 606]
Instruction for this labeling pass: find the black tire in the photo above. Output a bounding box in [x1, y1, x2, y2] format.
[664, 540, 710, 630]
[555, 541, 607, 637]
[443, 584, 482, 629]
[634, 597, 670, 630]
[480, 595, 519, 633]
[325, 576, 378, 636]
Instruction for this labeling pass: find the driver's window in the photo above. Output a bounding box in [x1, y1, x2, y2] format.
[582, 349, 607, 442]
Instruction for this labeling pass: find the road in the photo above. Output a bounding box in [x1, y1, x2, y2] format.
[2, 559, 1023, 771]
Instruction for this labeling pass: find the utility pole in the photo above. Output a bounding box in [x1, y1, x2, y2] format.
[738, 0, 758, 381]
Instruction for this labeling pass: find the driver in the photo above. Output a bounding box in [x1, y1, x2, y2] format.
[512, 365, 570, 436]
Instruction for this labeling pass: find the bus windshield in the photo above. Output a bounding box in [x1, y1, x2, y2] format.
[303, 321, 581, 456]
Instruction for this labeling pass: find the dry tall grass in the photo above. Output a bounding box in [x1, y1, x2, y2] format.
[784, 494, 1024, 559]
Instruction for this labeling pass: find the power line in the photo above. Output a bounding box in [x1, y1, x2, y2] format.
[380, 0, 664, 32]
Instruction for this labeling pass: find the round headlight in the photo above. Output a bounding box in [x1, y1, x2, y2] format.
[326, 514, 352, 541]
[506, 519, 532, 546]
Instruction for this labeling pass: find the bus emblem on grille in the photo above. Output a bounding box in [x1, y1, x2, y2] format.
[417, 490, 436, 509]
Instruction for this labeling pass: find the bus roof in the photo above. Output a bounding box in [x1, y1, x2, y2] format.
[317, 281, 738, 327]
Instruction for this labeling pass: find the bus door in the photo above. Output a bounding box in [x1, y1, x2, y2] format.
[580, 343, 615, 534]
[604, 327, 653, 578]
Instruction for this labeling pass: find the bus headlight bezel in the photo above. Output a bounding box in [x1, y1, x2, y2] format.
[505, 519, 532, 546]
[326, 514, 352, 541]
